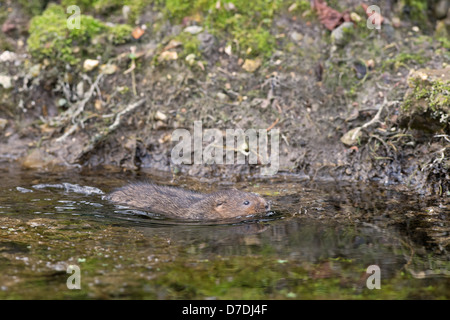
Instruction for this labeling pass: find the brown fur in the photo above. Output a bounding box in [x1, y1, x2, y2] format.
[107, 183, 270, 220]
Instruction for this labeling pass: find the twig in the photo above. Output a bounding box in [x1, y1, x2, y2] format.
[77, 98, 146, 158]
[55, 73, 104, 142]
[266, 118, 279, 131]
[350, 99, 398, 141]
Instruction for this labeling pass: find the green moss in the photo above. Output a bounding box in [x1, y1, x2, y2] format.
[18, 0, 49, 16]
[438, 37, 450, 50]
[174, 31, 201, 58]
[400, 0, 429, 28]
[288, 0, 311, 13]
[382, 52, 426, 71]
[109, 24, 133, 44]
[159, 0, 281, 58]
[59, 0, 97, 12]
[402, 76, 450, 127]
[27, 4, 132, 67]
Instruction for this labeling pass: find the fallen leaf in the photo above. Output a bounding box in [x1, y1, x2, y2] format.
[312, 0, 351, 31]
[132, 26, 145, 40]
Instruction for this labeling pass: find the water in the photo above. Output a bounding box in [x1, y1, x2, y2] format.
[0, 164, 448, 299]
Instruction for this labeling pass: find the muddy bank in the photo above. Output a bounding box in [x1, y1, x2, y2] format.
[0, 0, 449, 195]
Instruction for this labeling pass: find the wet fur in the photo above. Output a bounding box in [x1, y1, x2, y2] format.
[107, 182, 269, 220]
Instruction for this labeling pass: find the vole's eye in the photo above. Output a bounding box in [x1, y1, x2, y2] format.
[243, 200, 250, 205]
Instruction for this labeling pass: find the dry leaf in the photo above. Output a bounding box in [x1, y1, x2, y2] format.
[132, 27, 145, 40]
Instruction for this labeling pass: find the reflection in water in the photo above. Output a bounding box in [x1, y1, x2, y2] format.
[0, 164, 448, 299]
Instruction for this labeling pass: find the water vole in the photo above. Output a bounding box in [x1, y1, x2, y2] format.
[107, 182, 270, 220]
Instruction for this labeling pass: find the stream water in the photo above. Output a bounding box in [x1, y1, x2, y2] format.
[0, 164, 448, 299]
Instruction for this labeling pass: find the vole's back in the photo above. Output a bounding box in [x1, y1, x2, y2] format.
[108, 183, 205, 218]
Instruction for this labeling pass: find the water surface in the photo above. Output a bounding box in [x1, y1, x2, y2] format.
[0, 165, 448, 299]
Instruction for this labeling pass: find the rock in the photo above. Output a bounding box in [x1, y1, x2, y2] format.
[83, 59, 99, 71]
[290, 31, 304, 42]
[435, 20, 449, 39]
[392, 17, 401, 28]
[331, 22, 354, 46]
[0, 118, 7, 131]
[100, 64, 118, 75]
[197, 31, 215, 55]
[57, 98, 67, 107]
[183, 25, 203, 34]
[154, 111, 168, 121]
[76, 81, 84, 98]
[0, 74, 12, 89]
[185, 53, 196, 65]
[350, 12, 362, 22]
[242, 58, 262, 72]
[22, 149, 59, 169]
[217, 92, 227, 101]
[0, 51, 17, 63]
[341, 127, 363, 146]
[224, 44, 232, 56]
[435, 0, 449, 19]
[399, 67, 450, 132]
[122, 5, 131, 20]
[29, 64, 41, 78]
[158, 51, 178, 62]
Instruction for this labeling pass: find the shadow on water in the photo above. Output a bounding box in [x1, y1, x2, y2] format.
[0, 164, 448, 299]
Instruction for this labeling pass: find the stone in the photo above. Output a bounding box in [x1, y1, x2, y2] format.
[242, 58, 262, 72]
[290, 31, 304, 42]
[435, 0, 449, 19]
[185, 53, 196, 65]
[0, 118, 7, 131]
[0, 74, 12, 89]
[154, 111, 168, 121]
[341, 127, 363, 146]
[331, 22, 355, 46]
[0, 51, 17, 63]
[83, 59, 99, 71]
[183, 25, 203, 34]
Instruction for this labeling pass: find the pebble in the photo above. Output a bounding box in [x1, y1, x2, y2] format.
[0, 74, 12, 89]
[0, 51, 17, 62]
[183, 25, 203, 35]
[331, 22, 354, 46]
[435, 0, 449, 19]
[83, 59, 99, 71]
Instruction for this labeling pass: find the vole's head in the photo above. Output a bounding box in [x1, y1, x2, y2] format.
[211, 189, 270, 219]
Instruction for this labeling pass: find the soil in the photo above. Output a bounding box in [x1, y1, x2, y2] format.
[0, 0, 448, 196]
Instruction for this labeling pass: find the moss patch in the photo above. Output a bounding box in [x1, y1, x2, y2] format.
[400, 68, 450, 132]
[27, 4, 132, 67]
